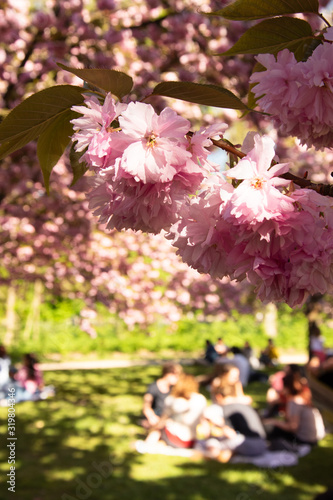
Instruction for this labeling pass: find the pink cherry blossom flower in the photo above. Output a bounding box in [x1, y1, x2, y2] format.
[225, 134, 293, 222]
[295, 42, 333, 149]
[250, 50, 300, 114]
[88, 171, 192, 234]
[116, 102, 192, 183]
[80, 100, 227, 233]
[168, 173, 235, 277]
[169, 132, 333, 308]
[242, 188, 333, 306]
[251, 43, 333, 149]
[71, 93, 126, 168]
[324, 26, 333, 42]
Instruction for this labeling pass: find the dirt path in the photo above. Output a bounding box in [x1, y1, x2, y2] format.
[39, 352, 308, 371]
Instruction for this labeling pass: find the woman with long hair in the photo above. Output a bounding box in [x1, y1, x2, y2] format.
[161, 373, 207, 448]
[137, 373, 207, 452]
[210, 369, 267, 441]
[210, 363, 252, 405]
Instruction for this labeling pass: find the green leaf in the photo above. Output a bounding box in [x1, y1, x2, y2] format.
[151, 81, 248, 110]
[69, 145, 89, 187]
[221, 17, 314, 61]
[0, 129, 44, 160]
[0, 85, 85, 160]
[37, 109, 78, 193]
[210, 0, 319, 20]
[57, 64, 133, 99]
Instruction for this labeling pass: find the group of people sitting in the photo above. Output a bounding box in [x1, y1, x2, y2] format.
[204, 339, 269, 389]
[135, 360, 326, 462]
[205, 337, 279, 369]
[0, 345, 54, 404]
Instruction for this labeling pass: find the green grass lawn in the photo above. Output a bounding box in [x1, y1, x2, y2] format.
[0, 364, 332, 500]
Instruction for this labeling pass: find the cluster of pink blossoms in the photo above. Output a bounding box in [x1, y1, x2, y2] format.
[250, 29, 333, 149]
[72, 97, 333, 308]
[168, 134, 333, 308]
[71, 94, 227, 233]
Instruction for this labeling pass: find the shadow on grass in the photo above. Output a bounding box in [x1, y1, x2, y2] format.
[0, 365, 331, 500]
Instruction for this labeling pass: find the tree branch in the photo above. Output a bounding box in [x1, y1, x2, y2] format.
[318, 13, 331, 28]
[211, 138, 246, 158]
[211, 138, 333, 198]
[3, 29, 43, 107]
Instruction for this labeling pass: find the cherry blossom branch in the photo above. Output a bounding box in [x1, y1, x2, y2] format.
[210, 137, 246, 159]
[212, 137, 333, 198]
[318, 13, 331, 28]
[281, 172, 333, 197]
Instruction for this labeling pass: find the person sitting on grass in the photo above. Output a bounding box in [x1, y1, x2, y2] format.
[141, 373, 207, 451]
[210, 363, 253, 406]
[215, 337, 228, 357]
[141, 362, 182, 431]
[15, 353, 44, 402]
[1, 353, 55, 404]
[242, 341, 253, 361]
[259, 338, 279, 367]
[209, 367, 267, 441]
[264, 373, 326, 451]
[263, 364, 311, 418]
[221, 346, 251, 388]
[204, 340, 219, 364]
[0, 344, 11, 397]
[195, 403, 242, 463]
[195, 378, 268, 462]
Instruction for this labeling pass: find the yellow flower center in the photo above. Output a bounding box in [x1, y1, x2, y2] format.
[146, 133, 157, 148]
[251, 177, 265, 189]
[106, 126, 121, 133]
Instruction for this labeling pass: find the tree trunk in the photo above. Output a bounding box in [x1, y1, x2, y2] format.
[22, 280, 43, 342]
[4, 285, 16, 346]
[263, 302, 278, 338]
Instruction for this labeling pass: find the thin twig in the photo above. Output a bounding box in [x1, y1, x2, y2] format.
[211, 138, 246, 158]
[318, 13, 331, 28]
[3, 29, 43, 106]
[212, 137, 333, 198]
